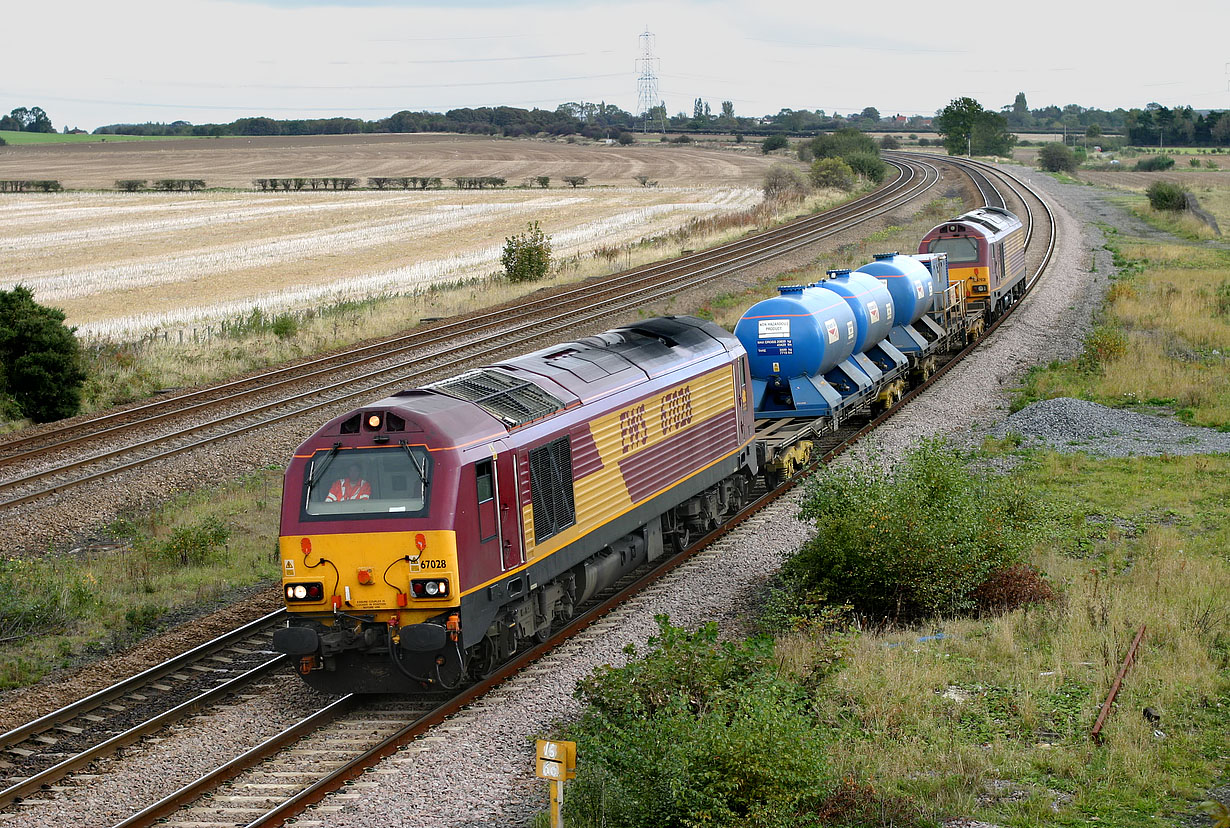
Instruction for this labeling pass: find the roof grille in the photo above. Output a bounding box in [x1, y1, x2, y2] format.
[427, 369, 564, 428]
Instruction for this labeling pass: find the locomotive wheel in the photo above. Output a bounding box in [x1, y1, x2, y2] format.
[468, 635, 500, 680]
[673, 522, 693, 552]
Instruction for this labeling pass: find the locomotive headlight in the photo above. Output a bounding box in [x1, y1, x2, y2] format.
[410, 578, 450, 599]
[367, 413, 382, 429]
[293, 585, 308, 599]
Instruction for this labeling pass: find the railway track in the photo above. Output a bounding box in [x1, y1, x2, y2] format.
[0, 156, 942, 520]
[0, 611, 286, 810]
[0, 154, 1057, 827]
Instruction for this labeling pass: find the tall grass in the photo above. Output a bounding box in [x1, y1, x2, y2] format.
[1017, 235, 1230, 427]
[0, 470, 282, 689]
[766, 452, 1230, 825]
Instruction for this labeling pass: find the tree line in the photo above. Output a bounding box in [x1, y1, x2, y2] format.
[9, 96, 1230, 147]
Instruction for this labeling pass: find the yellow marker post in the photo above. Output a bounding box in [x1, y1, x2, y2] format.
[535, 739, 576, 828]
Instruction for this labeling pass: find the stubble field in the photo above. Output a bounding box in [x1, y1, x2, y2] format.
[0, 135, 776, 339]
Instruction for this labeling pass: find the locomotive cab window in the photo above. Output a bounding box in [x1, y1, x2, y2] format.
[302, 446, 431, 520]
[927, 236, 980, 264]
[475, 459, 497, 542]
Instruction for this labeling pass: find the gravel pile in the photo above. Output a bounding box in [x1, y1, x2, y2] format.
[993, 397, 1230, 457]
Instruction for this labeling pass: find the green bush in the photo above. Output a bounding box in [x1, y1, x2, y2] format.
[616, 132, 635, 146]
[808, 128, 878, 160]
[809, 157, 855, 191]
[1078, 324, 1128, 372]
[787, 438, 1036, 620]
[1038, 142, 1078, 173]
[156, 515, 231, 566]
[761, 163, 810, 200]
[501, 220, 552, 282]
[1134, 155, 1175, 171]
[0, 285, 86, 422]
[761, 134, 788, 154]
[1146, 179, 1188, 211]
[270, 314, 298, 339]
[575, 616, 771, 719]
[565, 617, 833, 827]
[844, 152, 887, 184]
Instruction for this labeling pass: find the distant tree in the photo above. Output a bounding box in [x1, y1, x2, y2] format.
[535, 175, 550, 188]
[1005, 92, 1032, 128]
[720, 101, 735, 120]
[634, 175, 658, 187]
[1085, 124, 1103, 140]
[935, 97, 1016, 157]
[0, 115, 15, 131]
[762, 162, 810, 200]
[7, 107, 31, 130]
[501, 221, 552, 282]
[562, 175, 588, 188]
[879, 135, 900, 150]
[0, 285, 85, 422]
[28, 107, 53, 133]
[860, 106, 881, 123]
[1038, 142, 1078, 173]
[671, 134, 692, 144]
[693, 98, 706, 120]
[115, 179, 147, 192]
[761, 134, 789, 154]
[617, 132, 635, 145]
[809, 157, 855, 191]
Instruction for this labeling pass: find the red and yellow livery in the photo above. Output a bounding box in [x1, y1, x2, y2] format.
[274, 317, 758, 692]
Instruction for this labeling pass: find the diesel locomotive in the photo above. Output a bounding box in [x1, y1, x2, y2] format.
[273, 208, 1026, 693]
[274, 316, 759, 693]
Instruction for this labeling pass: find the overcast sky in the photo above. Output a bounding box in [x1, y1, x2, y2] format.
[6, 0, 1229, 131]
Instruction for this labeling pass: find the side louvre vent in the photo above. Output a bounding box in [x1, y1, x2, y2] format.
[528, 437, 575, 543]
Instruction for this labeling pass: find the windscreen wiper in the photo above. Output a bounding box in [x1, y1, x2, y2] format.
[307, 442, 342, 489]
[400, 440, 429, 486]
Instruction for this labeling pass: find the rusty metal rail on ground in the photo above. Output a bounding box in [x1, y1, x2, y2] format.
[1091, 623, 1147, 744]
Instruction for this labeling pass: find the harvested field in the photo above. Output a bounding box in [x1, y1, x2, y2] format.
[0, 133, 772, 190]
[1079, 168, 1226, 191]
[0, 136, 775, 339]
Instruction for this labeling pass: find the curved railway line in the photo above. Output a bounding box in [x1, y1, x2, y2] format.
[0, 155, 941, 516]
[0, 154, 1055, 827]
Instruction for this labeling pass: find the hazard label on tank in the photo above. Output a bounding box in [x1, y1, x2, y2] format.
[847, 320, 855, 340]
[758, 319, 790, 338]
[867, 301, 880, 323]
[824, 318, 839, 344]
[916, 282, 925, 299]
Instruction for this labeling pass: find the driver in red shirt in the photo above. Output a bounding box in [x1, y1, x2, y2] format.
[326, 463, 371, 502]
